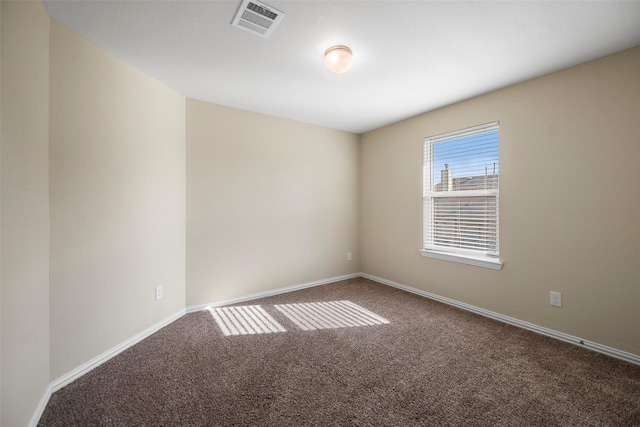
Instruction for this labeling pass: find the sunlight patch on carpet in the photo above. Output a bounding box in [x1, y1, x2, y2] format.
[210, 305, 287, 336]
[274, 300, 389, 331]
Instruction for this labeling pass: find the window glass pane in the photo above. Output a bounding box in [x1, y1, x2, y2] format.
[432, 129, 499, 192]
[424, 123, 499, 258]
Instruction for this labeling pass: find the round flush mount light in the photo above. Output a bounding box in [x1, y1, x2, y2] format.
[324, 45, 353, 74]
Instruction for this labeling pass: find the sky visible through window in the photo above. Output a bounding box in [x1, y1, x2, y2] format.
[433, 129, 499, 185]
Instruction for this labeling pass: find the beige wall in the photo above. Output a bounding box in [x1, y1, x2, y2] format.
[361, 46, 640, 356]
[1, 4, 638, 424]
[0, 2, 50, 426]
[186, 100, 360, 306]
[49, 21, 186, 378]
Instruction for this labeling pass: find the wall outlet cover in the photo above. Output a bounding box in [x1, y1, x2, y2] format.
[550, 291, 562, 307]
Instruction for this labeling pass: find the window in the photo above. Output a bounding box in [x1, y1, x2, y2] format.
[422, 122, 502, 270]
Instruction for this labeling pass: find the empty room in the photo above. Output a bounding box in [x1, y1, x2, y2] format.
[2, 1, 640, 425]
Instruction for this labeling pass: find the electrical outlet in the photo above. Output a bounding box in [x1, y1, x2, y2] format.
[155, 286, 163, 301]
[347, 252, 352, 261]
[550, 291, 562, 307]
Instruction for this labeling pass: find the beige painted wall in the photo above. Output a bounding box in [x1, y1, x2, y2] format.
[186, 100, 360, 306]
[0, 2, 50, 426]
[49, 21, 186, 378]
[1, 4, 637, 424]
[360, 46, 640, 356]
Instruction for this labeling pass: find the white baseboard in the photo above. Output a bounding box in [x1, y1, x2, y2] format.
[49, 308, 186, 393]
[32, 272, 360, 426]
[29, 308, 186, 427]
[31, 271, 638, 426]
[28, 384, 53, 427]
[186, 272, 361, 312]
[361, 272, 640, 366]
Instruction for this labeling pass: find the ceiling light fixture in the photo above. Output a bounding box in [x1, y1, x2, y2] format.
[324, 45, 353, 74]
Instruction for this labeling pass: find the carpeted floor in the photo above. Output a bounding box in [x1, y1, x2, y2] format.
[39, 278, 640, 426]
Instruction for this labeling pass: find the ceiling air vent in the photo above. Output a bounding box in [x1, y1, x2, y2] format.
[232, 0, 285, 38]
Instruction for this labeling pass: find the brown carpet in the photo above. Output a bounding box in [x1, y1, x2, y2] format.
[39, 278, 640, 426]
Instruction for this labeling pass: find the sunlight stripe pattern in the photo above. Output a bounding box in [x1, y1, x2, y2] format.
[274, 300, 389, 331]
[209, 305, 287, 336]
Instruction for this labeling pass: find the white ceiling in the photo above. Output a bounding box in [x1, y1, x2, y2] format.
[43, 1, 640, 134]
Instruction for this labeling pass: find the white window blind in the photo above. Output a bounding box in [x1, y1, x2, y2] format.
[423, 122, 500, 263]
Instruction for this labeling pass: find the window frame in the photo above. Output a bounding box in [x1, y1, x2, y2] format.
[421, 121, 503, 270]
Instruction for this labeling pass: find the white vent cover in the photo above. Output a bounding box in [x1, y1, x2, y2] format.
[232, 0, 285, 38]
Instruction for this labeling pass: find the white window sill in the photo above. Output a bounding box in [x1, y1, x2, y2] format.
[420, 249, 503, 270]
